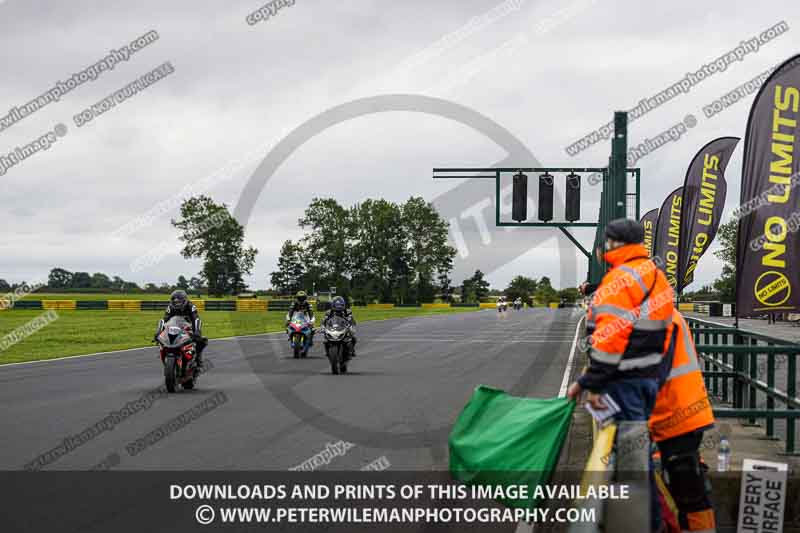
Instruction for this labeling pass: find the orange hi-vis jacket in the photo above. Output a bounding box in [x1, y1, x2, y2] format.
[579, 243, 674, 392]
[649, 310, 715, 442]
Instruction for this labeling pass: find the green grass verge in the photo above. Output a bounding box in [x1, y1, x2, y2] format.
[0, 307, 477, 365]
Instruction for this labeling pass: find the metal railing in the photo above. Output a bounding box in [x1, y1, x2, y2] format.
[687, 316, 800, 455]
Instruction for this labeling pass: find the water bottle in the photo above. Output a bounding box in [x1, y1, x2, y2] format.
[717, 437, 731, 472]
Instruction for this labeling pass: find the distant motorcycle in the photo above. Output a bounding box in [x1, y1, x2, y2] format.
[322, 314, 354, 375]
[513, 300, 523, 311]
[287, 311, 314, 358]
[497, 300, 507, 313]
[155, 316, 199, 393]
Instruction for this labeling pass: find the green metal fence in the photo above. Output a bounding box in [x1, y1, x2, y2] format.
[687, 316, 800, 455]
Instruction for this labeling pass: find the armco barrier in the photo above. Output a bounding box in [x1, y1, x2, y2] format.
[268, 299, 293, 311]
[107, 300, 141, 311]
[677, 302, 694, 312]
[140, 301, 166, 311]
[203, 300, 235, 311]
[8, 300, 43, 309]
[367, 303, 395, 309]
[236, 300, 267, 311]
[76, 300, 107, 310]
[41, 300, 76, 310]
[1, 299, 489, 312]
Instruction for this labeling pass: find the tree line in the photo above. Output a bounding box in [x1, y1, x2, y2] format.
[681, 218, 735, 303]
[26, 269, 202, 294]
[4, 193, 583, 302]
[270, 197, 456, 304]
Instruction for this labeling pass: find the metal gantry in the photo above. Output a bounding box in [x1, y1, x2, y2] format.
[432, 112, 640, 284]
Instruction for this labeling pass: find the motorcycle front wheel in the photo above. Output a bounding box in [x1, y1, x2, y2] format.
[328, 344, 341, 375]
[292, 335, 301, 359]
[164, 356, 178, 393]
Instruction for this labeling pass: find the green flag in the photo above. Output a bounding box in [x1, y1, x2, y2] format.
[449, 385, 575, 509]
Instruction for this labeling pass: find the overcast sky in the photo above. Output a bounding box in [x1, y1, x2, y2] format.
[1, 0, 798, 290]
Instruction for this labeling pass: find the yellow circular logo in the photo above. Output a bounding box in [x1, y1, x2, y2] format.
[754, 270, 791, 307]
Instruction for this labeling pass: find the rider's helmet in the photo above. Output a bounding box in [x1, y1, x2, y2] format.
[295, 290, 307, 304]
[170, 290, 189, 312]
[332, 296, 346, 312]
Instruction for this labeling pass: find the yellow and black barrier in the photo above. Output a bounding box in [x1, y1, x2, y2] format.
[107, 300, 142, 311]
[1, 299, 533, 312]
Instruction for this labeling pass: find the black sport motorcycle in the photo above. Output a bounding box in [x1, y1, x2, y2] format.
[322, 314, 354, 375]
[155, 316, 200, 392]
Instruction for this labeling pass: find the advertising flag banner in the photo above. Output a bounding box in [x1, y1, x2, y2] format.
[678, 137, 739, 291]
[653, 187, 684, 288]
[737, 55, 800, 317]
[640, 208, 659, 258]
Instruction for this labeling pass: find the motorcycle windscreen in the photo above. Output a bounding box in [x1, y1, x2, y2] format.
[161, 316, 192, 348]
[290, 312, 310, 324]
[449, 385, 575, 510]
[328, 315, 348, 329]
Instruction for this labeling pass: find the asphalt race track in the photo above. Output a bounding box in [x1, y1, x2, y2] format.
[0, 308, 582, 472]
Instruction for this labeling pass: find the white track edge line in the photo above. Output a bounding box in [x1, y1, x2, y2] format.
[558, 312, 586, 398]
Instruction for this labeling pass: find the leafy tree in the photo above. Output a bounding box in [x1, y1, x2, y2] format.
[48, 268, 73, 289]
[0, 279, 10, 292]
[460, 278, 477, 304]
[270, 240, 306, 294]
[437, 272, 454, 303]
[176, 275, 190, 291]
[172, 195, 258, 297]
[534, 276, 558, 304]
[558, 287, 580, 302]
[711, 218, 737, 302]
[71, 272, 92, 289]
[111, 276, 125, 292]
[350, 199, 405, 302]
[469, 270, 490, 302]
[279, 196, 457, 304]
[144, 283, 159, 292]
[505, 275, 538, 302]
[713, 218, 737, 267]
[90, 272, 112, 289]
[400, 197, 456, 303]
[682, 284, 717, 301]
[713, 264, 736, 302]
[189, 277, 203, 291]
[122, 281, 141, 292]
[299, 198, 352, 292]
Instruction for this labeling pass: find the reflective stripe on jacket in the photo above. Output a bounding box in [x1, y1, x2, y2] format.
[578, 243, 674, 392]
[649, 310, 715, 442]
